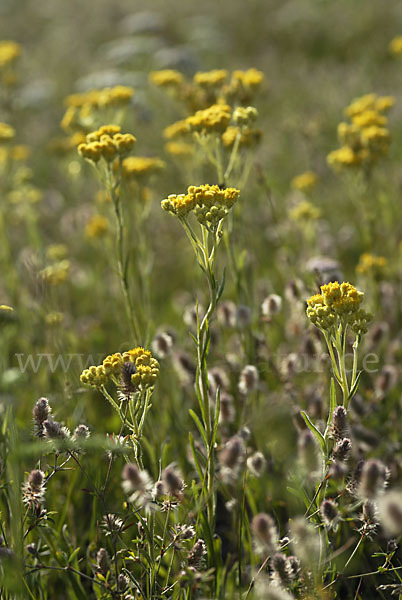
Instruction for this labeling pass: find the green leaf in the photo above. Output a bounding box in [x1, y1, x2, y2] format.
[348, 370, 362, 401]
[216, 268, 226, 302]
[189, 409, 208, 449]
[68, 546, 81, 564]
[301, 411, 326, 453]
[189, 433, 206, 487]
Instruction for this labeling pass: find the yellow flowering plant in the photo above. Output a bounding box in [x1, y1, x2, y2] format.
[77, 124, 142, 343]
[80, 346, 159, 465]
[162, 183, 240, 525]
[306, 282, 372, 409]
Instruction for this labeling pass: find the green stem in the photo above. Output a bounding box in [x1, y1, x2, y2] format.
[107, 163, 141, 345]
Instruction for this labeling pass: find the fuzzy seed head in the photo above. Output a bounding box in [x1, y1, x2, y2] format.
[359, 459, 388, 499]
[251, 513, 278, 552]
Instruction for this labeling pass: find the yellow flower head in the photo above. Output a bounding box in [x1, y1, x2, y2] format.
[291, 171, 318, 192]
[39, 260, 70, 286]
[327, 145, 361, 169]
[356, 253, 387, 276]
[231, 68, 264, 89]
[345, 94, 377, 118]
[306, 282, 371, 334]
[161, 193, 197, 217]
[162, 184, 240, 227]
[78, 126, 136, 163]
[186, 104, 231, 134]
[221, 125, 261, 148]
[80, 347, 159, 390]
[45, 312, 64, 326]
[85, 215, 108, 238]
[163, 119, 190, 140]
[122, 156, 165, 179]
[0, 122, 15, 143]
[193, 70, 228, 88]
[290, 200, 321, 221]
[352, 110, 386, 128]
[0, 41, 21, 69]
[149, 70, 184, 87]
[389, 35, 402, 56]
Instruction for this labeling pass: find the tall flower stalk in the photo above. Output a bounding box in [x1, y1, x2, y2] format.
[161, 184, 240, 525]
[78, 125, 141, 344]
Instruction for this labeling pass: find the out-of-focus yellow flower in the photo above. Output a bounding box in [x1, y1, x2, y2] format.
[356, 253, 387, 276]
[221, 125, 261, 148]
[352, 110, 386, 128]
[0, 41, 21, 69]
[80, 347, 159, 390]
[122, 156, 165, 179]
[8, 186, 42, 205]
[345, 94, 377, 118]
[375, 96, 395, 113]
[40, 260, 70, 286]
[290, 200, 321, 221]
[290, 171, 318, 192]
[327, 145, 364, 169]
[389, 36, 402, 56]
[186, 104, 231, 134]
[46, 244, 68, 261]
[193, 70, 228, 87]
[0, 122, 15, 142]
[306, 282, 371, 334]
[149, 70, 184, 87]
[231, 68, 264, 89]
[45, 312, 64, 326]
[61, 86, 134, 132]
[163, 119, 190, 140]
[85, 215, 108, 238]
[0, 304, 13, 312]
[333, 95, 394, 168]
[165, 141, 194, 156]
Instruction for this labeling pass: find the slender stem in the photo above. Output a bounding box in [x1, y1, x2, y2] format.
[107, 162, 141, 345]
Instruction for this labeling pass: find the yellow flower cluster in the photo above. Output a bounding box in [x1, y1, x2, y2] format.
[328, 94, 394, 170]
[149, 69, 184, 87]
[162, 184, 240, 227]
[290, 200, 321, 221]
[0, 41, 21, 69]
[356, 253, 387, 276]
[85, 215, 108, 238]
[291, 171, 318, 192]
[78, 125, 136, 163]
[225, 68, 265, 104]
[163, 119, 190, 140]
[306, 282, 371, 334]
[193, 69, 228, 87]
[151, 68, 264, 112]
[389, 36, 402, 56]
[186, 103, 231, 134]
[80, 347, 159, 390]
[0, 122, 15, 142]
[61, 86, 134, 132]
[122, 156, 165, 179]
[39, 260, 70, 286]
